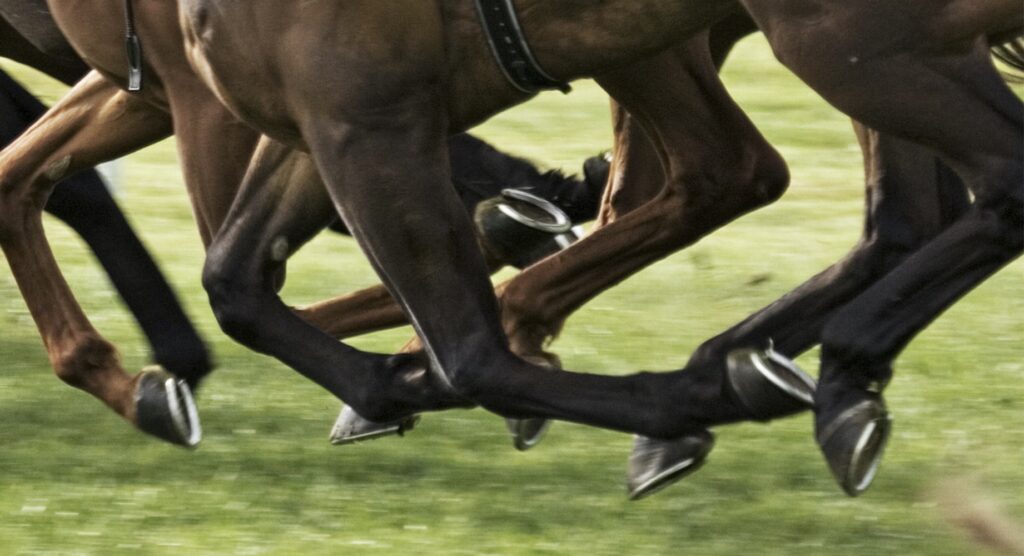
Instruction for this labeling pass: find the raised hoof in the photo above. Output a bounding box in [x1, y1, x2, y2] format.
[726, 346, 816, 420]
[627, 431, 715, 501]
[816, 398, 892, 497]
[505, 417, 552, 451]
[133, 366, 201, 448]
[474, 189, 581, 269]
[330, 405, 420, 445]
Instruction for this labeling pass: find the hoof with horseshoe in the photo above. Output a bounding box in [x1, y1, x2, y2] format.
[134, 366, 202, 447]
[626, 346, 816, 500]
[816, 394, 892, 497]
[505, 417, 552, 451]
[330, 405, 420, 445]
[627, 431, 715, 500]
[725, 345, 816, 419]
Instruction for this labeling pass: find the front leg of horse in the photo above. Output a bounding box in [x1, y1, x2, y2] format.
[200, 136, 470, 427]
[0, 72, 198, 445]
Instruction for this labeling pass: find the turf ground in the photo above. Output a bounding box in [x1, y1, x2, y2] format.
[1, 36, 1022, 555]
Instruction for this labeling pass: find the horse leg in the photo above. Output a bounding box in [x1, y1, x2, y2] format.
[0, 71, 202, 446]
[742, 0, 1023, 495]
[690, 124, 971, 367]
[0, 69, 211, 387]
[200, 135, 469, 423]
[274, 34, 762, 445]
[667, 127, 973, 499]
[498, 37, 791, 422]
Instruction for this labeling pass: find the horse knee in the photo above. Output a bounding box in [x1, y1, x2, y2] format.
[977, 194, 1024, 256]
[201, 257, 266, 345]
[748, 144, 790, 206]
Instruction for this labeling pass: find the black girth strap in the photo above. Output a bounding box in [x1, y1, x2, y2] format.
[474, 0, 571, 94]
[124, 0, 143, 91]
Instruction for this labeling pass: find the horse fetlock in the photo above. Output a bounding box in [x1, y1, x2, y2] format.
[51, 334, 120, 388]
[151, 338, 212, 387]
[442, 351, 515, 406]
[506, 320, 562, 362]
[635, 372, 696, 440]
[818, 342, 894, 394]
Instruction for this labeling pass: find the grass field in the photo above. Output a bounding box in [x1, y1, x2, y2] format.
[1, 36, 1022, 555]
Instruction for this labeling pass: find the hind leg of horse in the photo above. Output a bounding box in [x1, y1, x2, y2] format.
[0, 69, 210, 387]
[499, 37, 788, 391]
[743, 0, 1023, 494]
[0, 72, 201, 445]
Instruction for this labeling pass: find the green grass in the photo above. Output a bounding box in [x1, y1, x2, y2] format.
[1, 36, 1022, 555]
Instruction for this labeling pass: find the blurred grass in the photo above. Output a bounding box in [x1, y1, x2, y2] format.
[1, 36, 1022, 555]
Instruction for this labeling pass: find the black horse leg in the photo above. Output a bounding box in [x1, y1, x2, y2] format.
[0, 70, 210, 387]
[201, 136, 468, 419]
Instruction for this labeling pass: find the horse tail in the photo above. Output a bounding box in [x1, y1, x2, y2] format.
[991, 35, 1024, 83]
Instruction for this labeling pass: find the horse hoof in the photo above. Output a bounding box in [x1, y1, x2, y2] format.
[134, 367, 201, 448]
[505, 417, 552, 451]
[475, 189, 581, 269]
[726, 346, 816, 420]
[817, 398, 892, 496]
[330, 405, 420, 445]
[627, 431, 715, 501]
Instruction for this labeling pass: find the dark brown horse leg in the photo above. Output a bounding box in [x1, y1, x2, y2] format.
[0, 71, 203, 445]
[646, 126, 974, 499]
[286, 61, 751, 441]
[689, 125, 971, 368]
[201, 135, 468, 420]
[743, 0, 1023, 495]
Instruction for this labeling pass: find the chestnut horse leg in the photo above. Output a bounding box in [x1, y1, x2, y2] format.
[0, 29, 211, 386]
[741, 0, 1022, 495]
[498, 35, 791, 419]
[0, 72, 205, 445]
